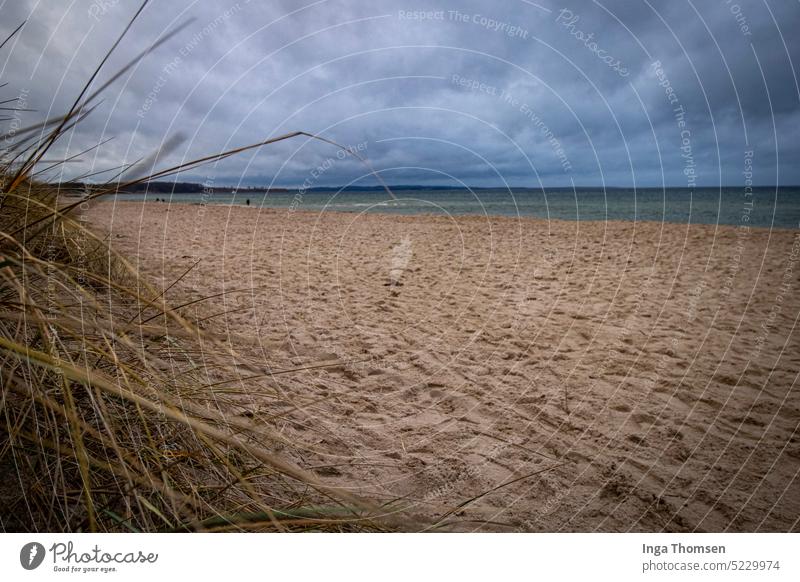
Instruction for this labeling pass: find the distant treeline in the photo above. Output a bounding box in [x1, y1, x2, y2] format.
[120, 181, 287, 193]
[59, 181, 287, 194]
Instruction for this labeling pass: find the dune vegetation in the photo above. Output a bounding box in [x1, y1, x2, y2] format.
[0, 8, 394, 533]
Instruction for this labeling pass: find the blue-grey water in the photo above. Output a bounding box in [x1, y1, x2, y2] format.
[111, 187, 800, 229]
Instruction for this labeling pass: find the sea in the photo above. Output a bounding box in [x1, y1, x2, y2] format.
[111, 187, 800, 229]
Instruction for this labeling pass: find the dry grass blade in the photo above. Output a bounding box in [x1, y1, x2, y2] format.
[30, 138, 113, 179]
[7, 1, 152, 191]
[14, 129, 395, 243]
[0, 336, 373, 510]
[429, 463, 567, 530]
[0, 21, 25, 53]
[0, 18, 192, 146]
[0, 8, 401, 533]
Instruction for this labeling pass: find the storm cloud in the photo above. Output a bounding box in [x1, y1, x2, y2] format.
[1, 0, 798, 188]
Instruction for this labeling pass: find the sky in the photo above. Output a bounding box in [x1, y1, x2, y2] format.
[0, 0, 798, 188]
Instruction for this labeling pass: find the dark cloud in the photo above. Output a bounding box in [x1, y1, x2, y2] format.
[1, 0, 797, 187]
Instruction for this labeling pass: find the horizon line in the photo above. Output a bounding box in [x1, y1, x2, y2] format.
[108, 182, 800, 191]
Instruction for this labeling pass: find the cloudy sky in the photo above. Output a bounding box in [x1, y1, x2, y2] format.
[1, 0, 798, 188]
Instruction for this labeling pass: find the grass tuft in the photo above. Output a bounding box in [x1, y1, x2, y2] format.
[0, 8, 395, 533]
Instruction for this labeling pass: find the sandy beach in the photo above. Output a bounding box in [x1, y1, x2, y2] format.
[88, 201, 800, 532]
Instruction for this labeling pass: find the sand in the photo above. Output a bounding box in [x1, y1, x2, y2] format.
[87, 200, 800, 532]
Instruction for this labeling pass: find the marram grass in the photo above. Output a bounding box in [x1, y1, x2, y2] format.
[0, 8, 399, 533]
[0, 176, 397, 532]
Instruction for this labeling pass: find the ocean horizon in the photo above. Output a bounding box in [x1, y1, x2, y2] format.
[112, 186, 800, 229]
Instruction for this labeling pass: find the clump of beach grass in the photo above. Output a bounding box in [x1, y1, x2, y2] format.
[0, 8, 392, 532]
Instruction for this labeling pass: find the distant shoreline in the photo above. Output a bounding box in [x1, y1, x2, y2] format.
[71, 183, 800, 228]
